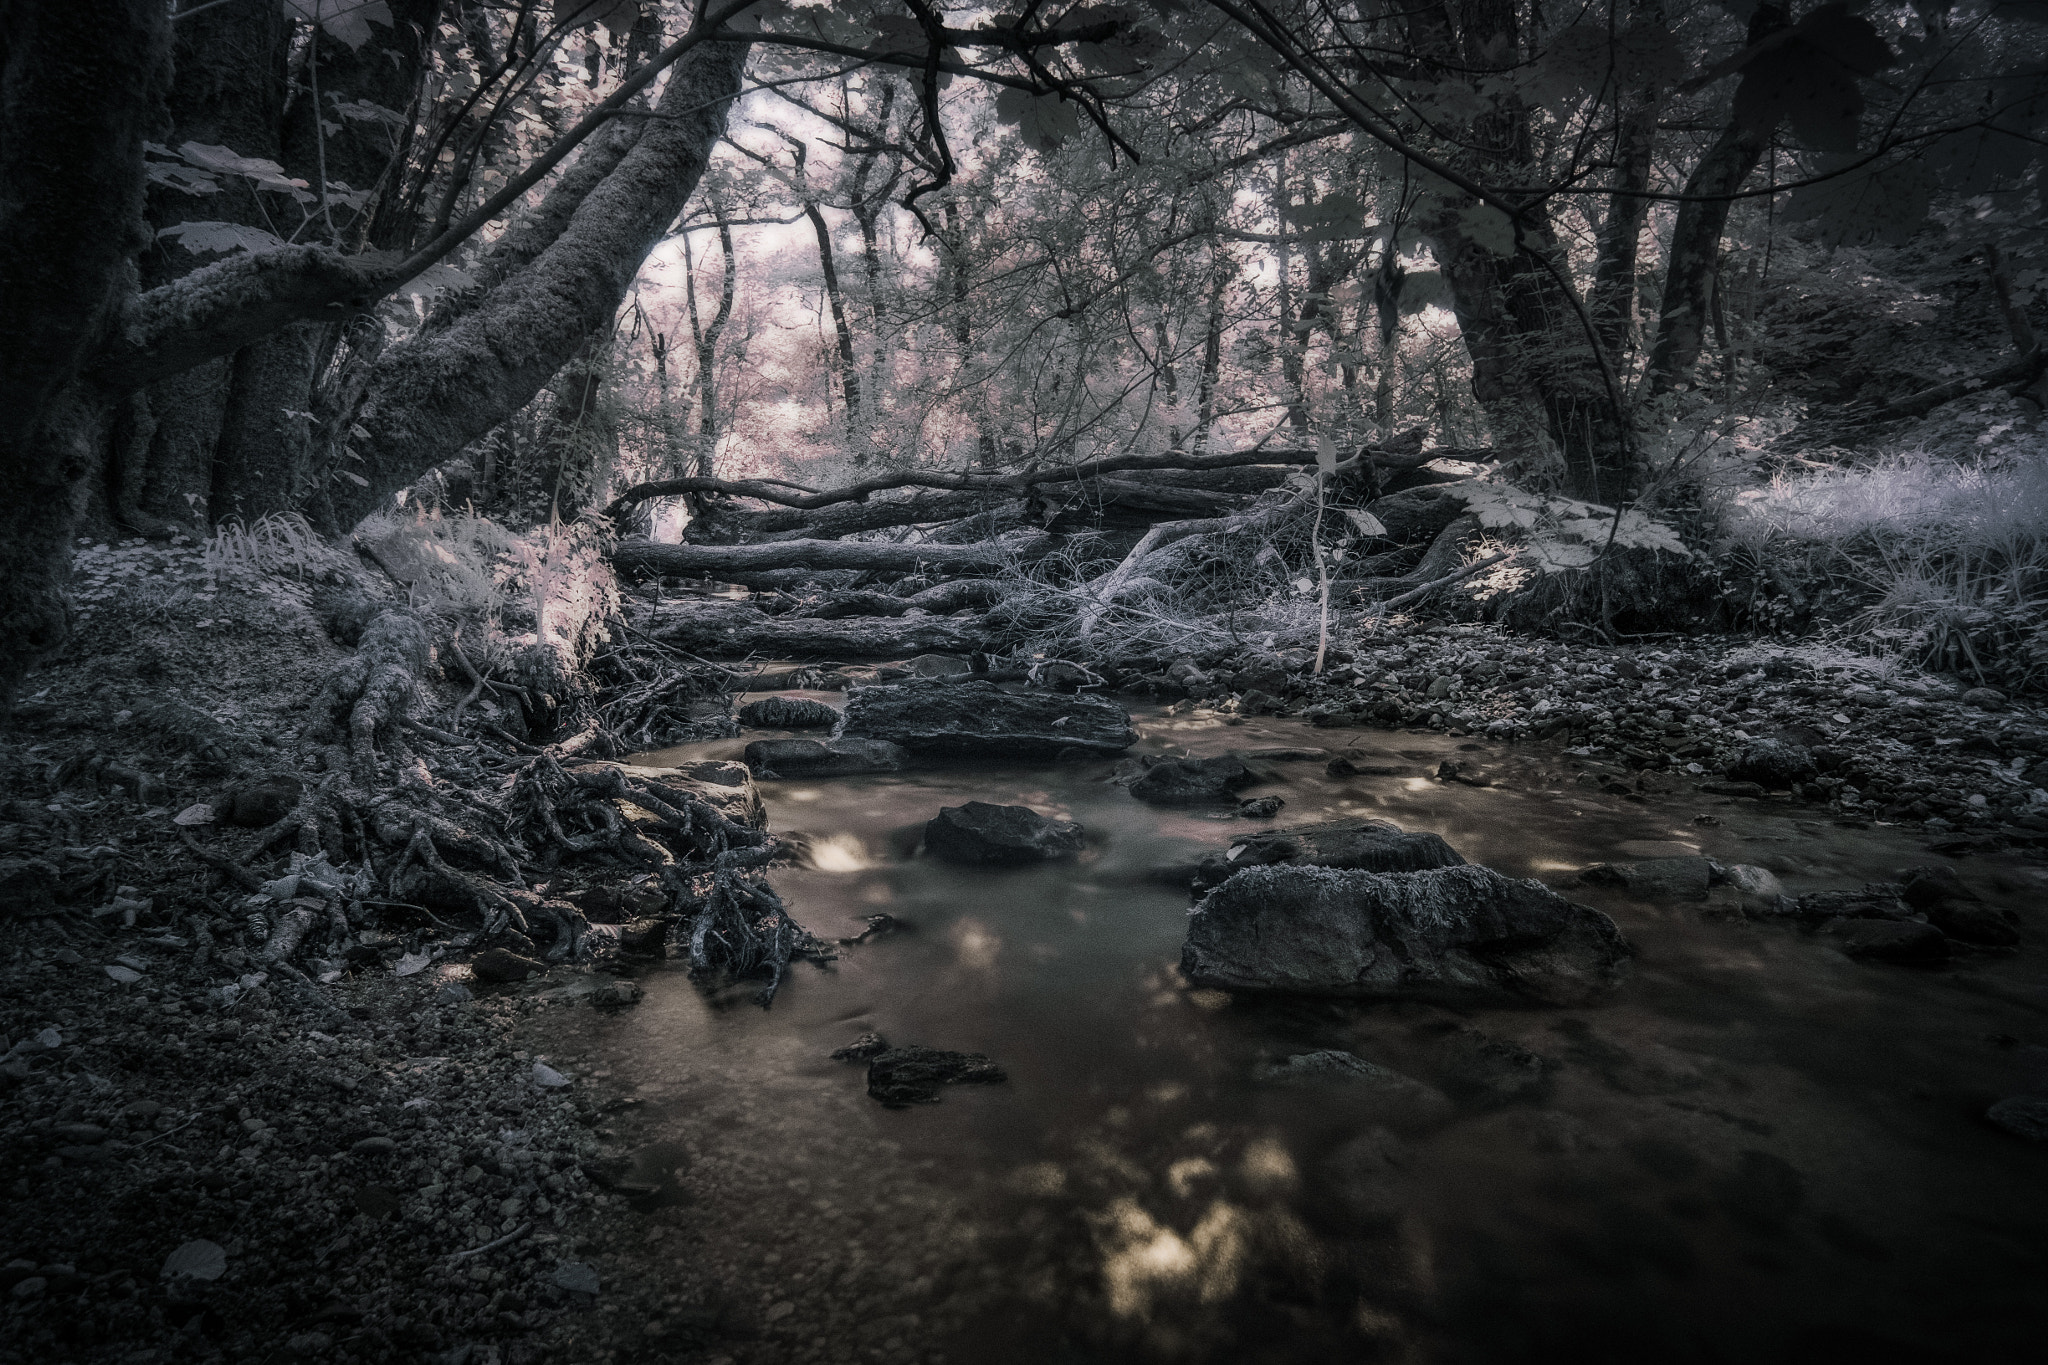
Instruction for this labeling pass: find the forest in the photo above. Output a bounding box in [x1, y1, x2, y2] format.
[2, 2, 2048, 1363]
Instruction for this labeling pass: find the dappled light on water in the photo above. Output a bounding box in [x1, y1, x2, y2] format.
[573, 705, 2048, 1363]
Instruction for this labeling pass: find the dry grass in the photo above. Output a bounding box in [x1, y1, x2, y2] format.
[1721, 447, 2048, 688]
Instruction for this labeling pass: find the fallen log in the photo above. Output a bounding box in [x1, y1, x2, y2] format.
[604, 443, 1495, 522]
[790, 579, 1001, 620]
[639, 601, 999, 659]
[614, 529, 1054, 578]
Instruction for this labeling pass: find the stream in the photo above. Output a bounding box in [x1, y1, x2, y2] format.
[545, 699, 2048, 1365]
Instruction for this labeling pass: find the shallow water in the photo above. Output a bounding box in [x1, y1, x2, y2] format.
[551, 701, 2048, 1365]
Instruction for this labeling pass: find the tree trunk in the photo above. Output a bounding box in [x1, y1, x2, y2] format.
[803, 202, 862, 440]
[333, 37, 749, 528]
[1645, 2, 1788, 394]
[0, 0, 170, 707]
[1587, 1, 1664, 364]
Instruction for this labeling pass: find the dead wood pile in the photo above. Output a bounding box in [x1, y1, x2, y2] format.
[605, 440, 1501, 662]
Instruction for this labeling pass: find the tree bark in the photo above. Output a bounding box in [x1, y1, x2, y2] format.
[0, 0, 171, 706]
[331, 36, 749, 527]
[615, 531, 1054, 579]
[640, 602, 996, 660]
[803, 201, 862, 439]
[1587, 1, 1663, 364]
[1645, 2, 1788, 394]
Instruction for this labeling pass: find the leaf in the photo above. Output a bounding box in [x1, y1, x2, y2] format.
[1343, 509, 1388, 537]
[161, 1240, 227, 1283]
[157, 221, 289, 256]
[104, 964, 143, 984]
[177, 142, 309, 195]
[1314, 434, 1338, 477]
[285, 0, 395, 51]
[993, 87, 1083, 150]
[339, 471, 370, 487]
[146, 161, 223, 196]
[173, 802, 216, 826]
[532, 1061, 572, 1088]
[393, 951, 431, 977]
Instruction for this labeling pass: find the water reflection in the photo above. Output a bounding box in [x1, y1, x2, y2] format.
[587, 707, 2048, 1364]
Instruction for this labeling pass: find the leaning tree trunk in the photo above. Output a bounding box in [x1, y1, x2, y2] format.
[1645, 1, 1788, 395]
[0, 0, 169, 709]
[329, 36, 748, 527]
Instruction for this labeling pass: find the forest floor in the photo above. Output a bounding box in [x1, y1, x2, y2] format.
[3, 536, 2046, 1365]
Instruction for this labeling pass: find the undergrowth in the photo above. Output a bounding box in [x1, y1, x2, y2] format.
[1722, 447, 2048, 690]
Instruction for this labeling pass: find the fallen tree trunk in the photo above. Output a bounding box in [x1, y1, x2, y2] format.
[614, 530, 1054, 578]
[640, 601, 997, 659]
[791, 579, 1001, 619]
[604, 443, 1493, 522]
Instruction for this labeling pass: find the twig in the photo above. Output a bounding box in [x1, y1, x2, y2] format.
[450, 1222, 531, 1260]
[175, 826, 266, 892]
[134, 1113, 202, 1149]
[1369, 550, 1515, 614]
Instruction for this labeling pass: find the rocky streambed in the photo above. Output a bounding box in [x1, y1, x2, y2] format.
[7, 652, 2048, 1365]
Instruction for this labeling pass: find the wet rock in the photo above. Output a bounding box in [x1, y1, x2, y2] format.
[864, 1044, 1007, 1107]
[1699, 780, 1766, 798]
[1193, 818, 1465, 891]
[470, 948, 543, 984]
[742, 736, 908, 778]
[590, 979, 643, 1007]
[1818, 918, 1949, 965]
[924, 802, 1083, 865]
[1897, 864, 1976, 912]
[617, 918, 669, 956]
[1253, 1052, 1454, 1130]
[830, 1032, 891, 1061]
[1928, 900, 2020, 947]
[1433, 1027, 1553, 1107]
[736, 695, 840, 729]
[1725, 740, 1818, 790]
[1129, 755, 1257, 805]
[222, 775, 303, 827]
[1961, 687, 2008, 711]
[1790, 887, 1913, 922]
[840, 680, 1135, 757]
[1579, 857, 1715, 901]
[1182, 864, 1631, 1006]
[1236, 796, 1285, 819]
[1718, 863, 1788, 910]
[1986, 1096, 2048, 1141]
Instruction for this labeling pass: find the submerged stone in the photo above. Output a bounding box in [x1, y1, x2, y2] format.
[1182, 864, 1630, 1006]
[1192, 818, 1464, 891]
[1128, 755, 1256, 805]
[742, 737, 907, 778]
[863, 1044, 1007, 1107]
[1579, 856, 1715, 901]
[924, 801, 1083, 865]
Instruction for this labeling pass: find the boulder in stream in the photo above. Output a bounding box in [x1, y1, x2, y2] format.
[1725, 739, 1818, 790]
[737, 695, 840, 729]
[1578, 856, 1715, 901]
[863, 1044, 1007, 1107]
[839, 680, 1135, 757]
[1192, 818, 1465, 891]
[1182, 864, 1631, 1006]
[742, 737, 907, 778]
[1128, 754, 1256, 804]
[924, 801, 1084, 864]
[1818, 917, 1949, 965]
